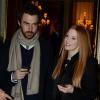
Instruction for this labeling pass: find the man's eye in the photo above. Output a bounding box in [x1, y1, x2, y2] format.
[23, 22, 29, 26]
[33, 23, 38, 26]
[72, 38, 76, 40]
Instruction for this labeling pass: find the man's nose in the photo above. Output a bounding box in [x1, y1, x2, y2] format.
[28, 25, 33, 31]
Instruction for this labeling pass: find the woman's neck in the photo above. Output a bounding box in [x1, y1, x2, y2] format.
[68, 48, 79, 60]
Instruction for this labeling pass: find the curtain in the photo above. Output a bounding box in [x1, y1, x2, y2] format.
[0, 0, 8, 42]
[96, 0, 100, 64]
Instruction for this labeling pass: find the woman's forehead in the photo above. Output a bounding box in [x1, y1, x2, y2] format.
[66, 29, 77, 37]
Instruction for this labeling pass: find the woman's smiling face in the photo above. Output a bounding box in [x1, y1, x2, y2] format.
[64, 28, 79, 52]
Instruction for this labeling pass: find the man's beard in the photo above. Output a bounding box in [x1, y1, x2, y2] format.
[21, 29, 37, 39]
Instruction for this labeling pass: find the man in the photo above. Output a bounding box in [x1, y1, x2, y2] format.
[2, 2, 53, 100]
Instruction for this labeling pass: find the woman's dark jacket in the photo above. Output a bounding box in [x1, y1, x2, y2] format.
[53, 53, 98, 100]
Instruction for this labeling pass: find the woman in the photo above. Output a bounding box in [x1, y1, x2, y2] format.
[52, 25, 97, 100]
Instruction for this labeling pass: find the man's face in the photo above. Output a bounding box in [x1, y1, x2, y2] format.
[19, 13, 39, 39]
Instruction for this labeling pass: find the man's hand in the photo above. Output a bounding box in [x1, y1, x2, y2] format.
[14, 68, 29, 80]
[0, 89, 12, 100]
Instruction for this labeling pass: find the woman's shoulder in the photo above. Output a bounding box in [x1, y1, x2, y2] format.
[85, 56, 98, 72]
[87, 56, 98, 66]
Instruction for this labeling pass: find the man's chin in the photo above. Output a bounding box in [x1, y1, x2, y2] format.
[24, 35, 34, 39]
[27, 37, 33, 39]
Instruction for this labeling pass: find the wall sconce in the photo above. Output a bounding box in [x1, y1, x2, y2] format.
[32, 0, 42, 10]
[73, 2, 94, 31]
[41, 13, 50, 25]
[31, 0, 50, 25]
[38, 5, 42, 10]
[77, 11, 93, 30]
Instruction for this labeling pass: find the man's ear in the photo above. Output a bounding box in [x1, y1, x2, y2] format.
[18, 20, 20, 26]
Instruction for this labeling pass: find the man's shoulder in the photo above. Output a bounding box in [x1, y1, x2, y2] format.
[39, 37, 51, 45]
[39, 37, 53, 53]
[3, 38, 12, 52]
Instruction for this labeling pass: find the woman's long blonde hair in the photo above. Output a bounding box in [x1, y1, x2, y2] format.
[52, 25, 91, 87]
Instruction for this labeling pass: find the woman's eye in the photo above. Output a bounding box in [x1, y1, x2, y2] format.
[65, 34, 68, 37]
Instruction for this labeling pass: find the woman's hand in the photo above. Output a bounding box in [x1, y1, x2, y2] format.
[0, 89, 12, 100]
[57, 84, 74, 93]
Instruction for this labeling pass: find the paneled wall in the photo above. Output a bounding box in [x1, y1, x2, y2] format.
[7, 0, 22, 39]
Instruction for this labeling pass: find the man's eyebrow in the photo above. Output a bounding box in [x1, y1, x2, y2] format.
[23, 21, 38, 25]
[23, 21, 29, 24]
[32, 22, 38, 24]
